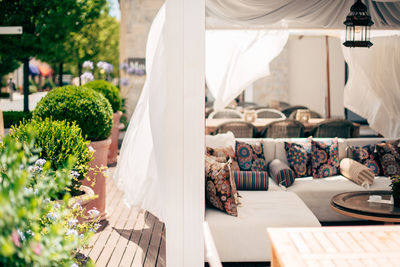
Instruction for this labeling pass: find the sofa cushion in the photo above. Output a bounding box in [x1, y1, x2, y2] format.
[376, 140, 400, 176]
[268, 159, 295, 187]
[287, 175, 391, 222]
[206, 132, 235, 149]
[235, 140, 267, 171]
[237, 138, 276, 163]
[233, 171, 269, 190]
[340, 158, 375, 186]
[206, 146, 240, 171]
[205, 155, 238, 216]
[347, 144, 382, 176]
[284, 140, 312, 177]
[205, 191, 321, 262]
[311, 139, 340, 178]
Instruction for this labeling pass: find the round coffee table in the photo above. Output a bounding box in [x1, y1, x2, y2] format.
[331, 191, 400, 223]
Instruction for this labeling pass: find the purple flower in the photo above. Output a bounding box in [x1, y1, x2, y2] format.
[88, 208, 100, 218]
[120, 78, 129, 86]
[126, 67, 136, 75]
[82, 61, 94, 70]
[97, 61, 113, 73]
[81, 72, 94, 83]
[119, 63, 129, 71]
[66, 229, 78, 236]
[35, 158, 46, 166]
[46, 212, 58, 221]
[71, 171, 80, 179]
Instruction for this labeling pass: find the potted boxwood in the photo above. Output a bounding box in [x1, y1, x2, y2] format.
[84, 80, 123, 164]
[10, 118, 94, 204]
[33, 85, 113, 219]
[390, 175, 400, 207]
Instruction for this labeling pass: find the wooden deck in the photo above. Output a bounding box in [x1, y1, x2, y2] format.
[81, 167, 166, 267]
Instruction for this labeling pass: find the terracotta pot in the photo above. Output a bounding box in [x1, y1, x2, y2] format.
[83, 138, 111, 220]
[108, 111, 123, 164]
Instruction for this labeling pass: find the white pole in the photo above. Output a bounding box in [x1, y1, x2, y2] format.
[165, 0, 205, 266]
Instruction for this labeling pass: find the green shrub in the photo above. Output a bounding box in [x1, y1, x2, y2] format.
[33, 85, 113, 141]
[3, 111, 32, 128]
[10, 118, 93, 196]
[0, 135, 89, 266]
[0, 92, 9, 98]
[84, 80, 122, 113]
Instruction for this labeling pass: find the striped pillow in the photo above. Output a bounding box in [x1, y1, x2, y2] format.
[340, 158, 374, 186]
[233, 171, 269, 190]
[268, 159, 295, 187]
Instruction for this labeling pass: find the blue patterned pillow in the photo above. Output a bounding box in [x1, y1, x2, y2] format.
[235, 141, 267, 171]
[349, 144, 382, 176]
[311, 139, 340, 178]
[233, 171, 269, 190]
[284, 140, 312, 178]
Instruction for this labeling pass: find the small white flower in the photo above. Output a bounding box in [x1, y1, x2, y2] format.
[53, 203, 61, 210]
[35, 159, 46, 166]
[82, 61, 94, 70]
[43, 198, 51, 205]
[71, 263, 79, 267]
[17, 229, 26, 241]
[88, 208, 100, 218]
[66, 229, 78, 236]
[72, 203, 82, 210]
[80, 72, 94, 83]
[88, 146, 94, 152]
[46, 212, 58, 221]
[71, 171, 80, 179]
[68, 218, 78, 227]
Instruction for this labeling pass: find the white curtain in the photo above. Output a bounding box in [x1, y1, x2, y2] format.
[114, 5, 167, 219]
[342, 35, 400, 138]
[206, 29, 289, 110]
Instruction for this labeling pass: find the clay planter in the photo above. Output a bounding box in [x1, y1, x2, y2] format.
[108, 111, 123, 164]
[83, 138, 111, 220]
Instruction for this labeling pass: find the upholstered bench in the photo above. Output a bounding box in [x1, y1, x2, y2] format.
[205, 190, 321, 262]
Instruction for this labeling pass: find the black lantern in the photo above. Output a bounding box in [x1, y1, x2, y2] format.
[343, 0, 374, 48]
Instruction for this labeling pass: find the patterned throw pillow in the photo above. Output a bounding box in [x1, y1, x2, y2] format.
[311, 139, 340, 178]
[348, 144, 382, 176]
[205, 155, 238, 216]
[268, 159, 295, 187]
[233, 171, 269, 190]
[376, 141, 400, 176]
[284, 140, 312, 178]
[235, 141, 267, 171]
[206, 146, 240, 171]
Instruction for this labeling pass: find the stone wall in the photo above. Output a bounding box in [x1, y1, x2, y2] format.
[119, 0, 164, 118]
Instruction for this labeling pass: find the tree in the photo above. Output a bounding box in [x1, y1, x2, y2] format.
[0, 0, 106, 111]
[0, 54, 20, 78]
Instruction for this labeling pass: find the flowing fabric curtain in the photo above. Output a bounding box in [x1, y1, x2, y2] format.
[206, 30, 289, 110]
[342, 35, 400, 138]
[114, 6, 167, 219]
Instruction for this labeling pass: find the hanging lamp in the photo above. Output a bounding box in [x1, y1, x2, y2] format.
[343, 0, 374, 48]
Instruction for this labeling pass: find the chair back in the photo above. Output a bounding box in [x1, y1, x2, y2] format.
[216, 121, 257, 138]
[289, 109, 322, 119]
[281, 105, 308, 117]
[256, 108, 286, 119]
[310, 119, 354, 138]
[262, 119, 305, 138]
[208, 109, 243, 119]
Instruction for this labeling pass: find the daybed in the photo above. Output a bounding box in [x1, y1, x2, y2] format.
[205, 137, 395, 262]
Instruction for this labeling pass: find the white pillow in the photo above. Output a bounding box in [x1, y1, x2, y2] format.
[205, 131, 235, 150]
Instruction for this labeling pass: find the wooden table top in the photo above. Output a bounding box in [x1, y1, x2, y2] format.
[331, 191, 400, 223]
[268, 226, 400, 267]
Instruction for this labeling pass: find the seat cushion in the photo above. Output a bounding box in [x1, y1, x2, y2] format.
[205, 191, 320, 262]
[287, 175, 391, 222]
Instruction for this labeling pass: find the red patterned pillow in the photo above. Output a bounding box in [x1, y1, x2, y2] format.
[284, 140, 312, 178]
[311, 139, 340, 178]
[235, 141, 267, 171]
[205, 155, 238, 216]
[233, 171, 269, 190]
[376, 141, 400, 176]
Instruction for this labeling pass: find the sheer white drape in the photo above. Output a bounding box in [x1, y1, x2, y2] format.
[206, 29, 289, 110]
[114, 5, 166, 219]
[342, 35, 400, 138]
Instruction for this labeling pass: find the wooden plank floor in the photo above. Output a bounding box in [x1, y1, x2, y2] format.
[80, 167, 166, 267]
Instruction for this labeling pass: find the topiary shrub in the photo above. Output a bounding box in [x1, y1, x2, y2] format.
[84, 80, 122, 113]
[10, 118, 93, 196]
[3, 111, 32, 128]
[33, 85, 113, 141]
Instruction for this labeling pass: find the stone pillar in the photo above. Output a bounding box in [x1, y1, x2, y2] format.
[119, 0, 164, 119]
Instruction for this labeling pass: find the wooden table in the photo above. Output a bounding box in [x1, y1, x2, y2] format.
[268, 226, 400, 267]
[205, 118, 326, 135]
[331, 191, 400, 223]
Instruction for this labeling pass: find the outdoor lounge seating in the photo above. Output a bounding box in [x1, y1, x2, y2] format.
[255, 108, 286, 119]
[261, 119, 305, 138]
[208, 109, 243, 119]
[215, 121, 257, 138]
[310, 119, 355, 138]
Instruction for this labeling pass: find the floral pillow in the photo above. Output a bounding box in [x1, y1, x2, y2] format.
[235, 141, 267, 171]
[348, 144, 382, 176]
[284, 140, 312, 178]
[375, 141, 400, 176]
[311, 139, 340, 178]
[206, 146, 240, 171]
[205, 155, 238, 216]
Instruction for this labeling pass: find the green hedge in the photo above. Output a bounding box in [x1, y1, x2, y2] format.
[3, 111, 32, 128]
[0, 92, 9, 98]
[84, 80, 122, 113]
[10, 118, 93, 196]
[33, 85, 113, 141]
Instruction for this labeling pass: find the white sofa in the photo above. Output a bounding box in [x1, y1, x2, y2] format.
[205, 137, 395, 262]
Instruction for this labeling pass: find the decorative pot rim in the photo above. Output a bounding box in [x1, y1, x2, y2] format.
[90, 138, 112, 148]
